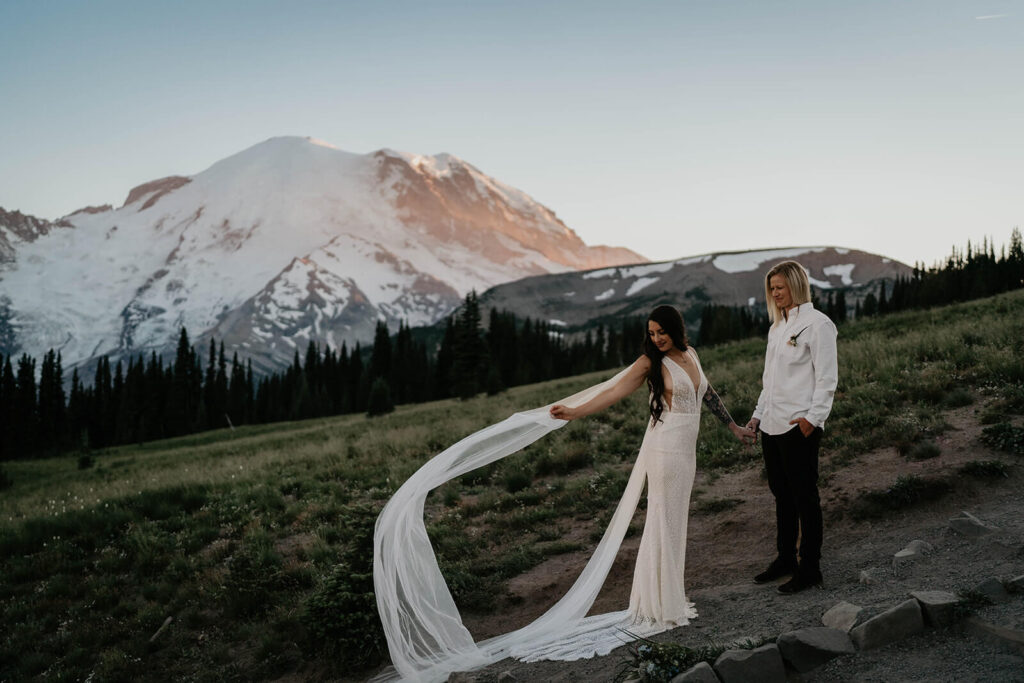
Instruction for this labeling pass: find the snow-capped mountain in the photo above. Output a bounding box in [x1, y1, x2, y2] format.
[477, 246, 912, 333]
[0, 136, 643, 372]
[0, 208, 76, 264]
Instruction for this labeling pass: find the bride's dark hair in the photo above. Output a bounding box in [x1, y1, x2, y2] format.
[643, 305, 689, 424]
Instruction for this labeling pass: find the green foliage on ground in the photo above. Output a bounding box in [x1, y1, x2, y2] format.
[850, 474, 954, 520]
[691, 497, 743, 515]
[2, 289, 1023, 680]
[613, 634, 767, 682]
[958, 459, 1011, 479]
[980, 422, 1024, 455]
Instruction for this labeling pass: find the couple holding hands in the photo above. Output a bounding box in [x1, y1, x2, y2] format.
[548, 259, 838, 611]
[374, 260, 839, 681]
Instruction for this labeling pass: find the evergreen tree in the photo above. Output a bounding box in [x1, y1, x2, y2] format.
[204, 340, 217, 430]
[861, 292, 878, 317]
[0, 355, 16, 459]
[14, 354, 38, 456]
[452, 291, 483, 399]
[89, 357, 112, 448]
[114, 356, 145, 445]
[37, 350, 66, 453]
[214, 343, 229, 427]
[66, 368, 86, 450]
[390, 321, 413, 405]
[370, 321, 392, 384]
[349, 343, 365, 411]
[434, 318, 455, 399]
[167, 328, 197, 436]
[289, 350, 312, 419]
[1008, 227, 1024, 289]
[366, 376, 395, 417]
[144, 352, 167, 441]
[485, 365, 504, 395]
[834, 289, 848, 323]
[245, 359, 255, 423]
[111, 361, 125, 443]
[483, 309, 510, 396]
[336, 343, 350, 413]
[227, 352, 248, 426]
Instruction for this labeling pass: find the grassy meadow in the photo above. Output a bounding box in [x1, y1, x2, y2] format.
[2, 289, 1023, 681]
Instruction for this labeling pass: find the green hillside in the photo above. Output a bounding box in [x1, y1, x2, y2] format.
[2, 289, 1023, 681]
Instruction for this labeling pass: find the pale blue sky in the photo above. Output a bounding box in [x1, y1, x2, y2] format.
[1, 0, 1020, 267]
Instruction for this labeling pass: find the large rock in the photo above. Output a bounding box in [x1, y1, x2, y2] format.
[964, 616, 1024, 655]
[948, 511, 997, 539]
[910, 590, 962, 627]
[975, 577, 1011, 604]
[850, 599, 925, 651]
[669, 661, 720, 683]
[822, 601, 864, 632]
[713, 644, 786, 683]
[777, 627, 855, 673]
[1007, 575, 1024, 593]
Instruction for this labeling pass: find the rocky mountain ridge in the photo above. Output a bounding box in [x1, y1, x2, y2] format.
[476, 246, 911, 336]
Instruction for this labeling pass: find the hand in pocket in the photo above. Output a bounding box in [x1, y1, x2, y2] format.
[789, 417, 814, 437]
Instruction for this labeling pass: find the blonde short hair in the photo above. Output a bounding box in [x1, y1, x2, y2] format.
[764, 260, 812, 324]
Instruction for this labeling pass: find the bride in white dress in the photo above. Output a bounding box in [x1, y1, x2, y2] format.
[373, 305, 754, 682]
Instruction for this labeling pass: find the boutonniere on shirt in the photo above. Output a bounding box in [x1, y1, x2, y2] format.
[787, 326, 810, 347]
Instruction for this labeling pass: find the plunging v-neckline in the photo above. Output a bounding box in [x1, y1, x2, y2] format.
[664, 351, 700, 410]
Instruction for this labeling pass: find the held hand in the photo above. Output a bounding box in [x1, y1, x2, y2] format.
[789, 417, 815, 437]
[730, 422, 756, 445]
[744, 418, 760, 444]
[549, 404, 576, 421]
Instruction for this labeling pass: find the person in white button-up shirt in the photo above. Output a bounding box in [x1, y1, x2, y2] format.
[744, 261, 838, 595]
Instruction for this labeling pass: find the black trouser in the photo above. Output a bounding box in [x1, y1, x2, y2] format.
[762, 425, 823, 571]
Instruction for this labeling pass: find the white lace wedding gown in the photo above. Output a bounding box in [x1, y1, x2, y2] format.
[373, 350, 705, 682]
[627, 352, 702, 626]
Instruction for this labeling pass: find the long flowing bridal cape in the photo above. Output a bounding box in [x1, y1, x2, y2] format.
[373, 368, 674, 682]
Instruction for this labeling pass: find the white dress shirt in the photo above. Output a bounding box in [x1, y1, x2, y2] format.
[752, 302, 838, 435]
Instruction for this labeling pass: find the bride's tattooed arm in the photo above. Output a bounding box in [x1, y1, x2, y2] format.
[702, 385, 735, 425]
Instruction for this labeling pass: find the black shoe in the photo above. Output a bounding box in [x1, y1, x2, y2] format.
[753, 559, 798, 584]
[777, 570, 823, 594]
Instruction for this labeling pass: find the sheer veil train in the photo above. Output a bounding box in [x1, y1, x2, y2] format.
[373, 367, 684, 682]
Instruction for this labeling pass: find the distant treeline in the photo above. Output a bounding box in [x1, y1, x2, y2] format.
[1, 229, 1021, 460]
[0, 292, 648, 459]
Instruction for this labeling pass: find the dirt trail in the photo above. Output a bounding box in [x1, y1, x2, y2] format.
[454, 403, 1024, 681]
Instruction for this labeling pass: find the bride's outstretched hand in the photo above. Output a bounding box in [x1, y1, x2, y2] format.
[549, 404, 576, 421]
[729, 422, 757, 445]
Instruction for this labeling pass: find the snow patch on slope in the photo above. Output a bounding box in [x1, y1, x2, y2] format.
[713, 248, 825, 273]
[626, 277, 660, 296]
[823, 264, 855, 285]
